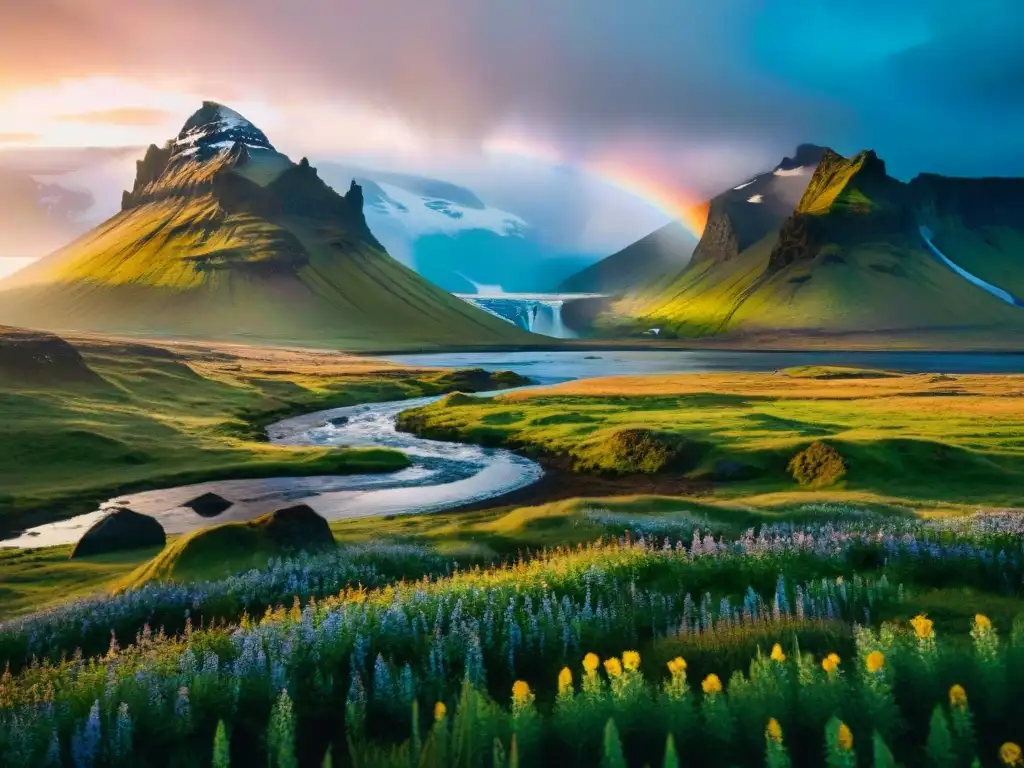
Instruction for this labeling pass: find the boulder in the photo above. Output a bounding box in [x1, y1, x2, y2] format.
[259, 504, 335, 550]
[326, 415, 349, 427]
[70, 508, 166, 559]
[184, 492, 233, 518]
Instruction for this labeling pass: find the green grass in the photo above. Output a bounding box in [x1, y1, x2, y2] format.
[0, 545, 159, 619]
[932, 225, 1024, 297]
[395, 371, 1024, 509]
[0, 334, 527, 531]
[0, 493, 890, 620]
[121, 519, 296, 588]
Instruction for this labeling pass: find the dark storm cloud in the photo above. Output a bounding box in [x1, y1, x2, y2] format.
[4, 0, 1023, 182]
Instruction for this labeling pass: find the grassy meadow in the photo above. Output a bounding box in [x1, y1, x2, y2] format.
[0, 333, 524, 533]
[396, 366, 1024, 511]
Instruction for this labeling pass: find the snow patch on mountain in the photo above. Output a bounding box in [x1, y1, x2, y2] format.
[747, 194, 764, 203]
[733, 179, 756, 190]
[773, 165, 809, 177]
[173, 103, 275, 158]
[370, 181, 527, 237]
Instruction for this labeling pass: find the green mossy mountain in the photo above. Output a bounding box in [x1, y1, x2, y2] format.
[0, 103, 532, 351]
[598, 147, 1024, 346]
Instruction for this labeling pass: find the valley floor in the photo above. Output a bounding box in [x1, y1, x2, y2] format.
[0, 331, 522, 536]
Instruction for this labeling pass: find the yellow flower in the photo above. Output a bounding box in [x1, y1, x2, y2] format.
[822, 653, 841, 675]
[666, 657, 687, 677]
[512, 680, 531, 704]
[911, 614, 934, 640]
[770, 644, 786, 663]
[583, 653, 600, 674]
[1001, 742, 1023, 766]
[949, 684, 968, 711]
[975, 614, 993, 631]
[866, 651, 885, 673]
[603, 657, 623, 678]
[701, 674, 723, 695]
[766, 718, 783, 744]
[434, 701, 447, 721]
[837, 722, 854, 751]
[558, 667, 573, 695]
[622, 650, 641, 671]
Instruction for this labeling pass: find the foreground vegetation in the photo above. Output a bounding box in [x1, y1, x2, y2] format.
[396, 368, 1024, 509]
[0, 333, 525, 532]
[2, 504, 1023, 766]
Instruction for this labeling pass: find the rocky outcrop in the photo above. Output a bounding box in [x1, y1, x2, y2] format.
[184, 492, 233, 518]
[777, 144, 828, 172]
[690, 201, 742, 265]
[70, 508, 166, 558]
[908, 174, 1024, 229]
[0, 326, 104, 386]
[121, 143, 173, 210]
[767, 150, 910, 274]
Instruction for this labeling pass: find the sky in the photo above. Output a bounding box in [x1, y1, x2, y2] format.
[1, 0, 1022, 267]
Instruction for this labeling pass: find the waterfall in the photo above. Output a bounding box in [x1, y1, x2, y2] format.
[455, 293, 580, 338]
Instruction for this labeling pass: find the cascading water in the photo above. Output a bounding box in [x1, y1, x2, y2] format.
[457, 291, 604, 339]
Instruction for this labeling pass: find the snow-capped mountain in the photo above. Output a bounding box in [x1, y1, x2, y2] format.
[172, 102, 277, 158]
[317, 164, 593, 293]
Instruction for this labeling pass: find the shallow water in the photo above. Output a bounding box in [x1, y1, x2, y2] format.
[5, 349, 1024, 549]
[386, 349, 1024, 382]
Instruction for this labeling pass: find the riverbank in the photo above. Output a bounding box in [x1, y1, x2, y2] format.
[0, 331, 528, 537]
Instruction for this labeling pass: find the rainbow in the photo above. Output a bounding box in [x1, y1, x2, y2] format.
[483, 137, 709, 239]
[588, 159, 709, 239]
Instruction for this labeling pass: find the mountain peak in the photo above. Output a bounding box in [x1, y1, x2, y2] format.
[172, 102, 275, 159]
[777, 144, 828, 171]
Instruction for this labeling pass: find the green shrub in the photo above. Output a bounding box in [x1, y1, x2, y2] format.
[788, 440, 847, 487]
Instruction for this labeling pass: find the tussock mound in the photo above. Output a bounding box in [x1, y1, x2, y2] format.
[122, 504, 335, 586]
[433, 368, 531, 391]
[438, 392, 478, 407]
[789, 440, 847, 487]
[600, 429, 707, 474]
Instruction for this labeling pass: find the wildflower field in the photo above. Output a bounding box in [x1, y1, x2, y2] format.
[2, 506, 1024, 767]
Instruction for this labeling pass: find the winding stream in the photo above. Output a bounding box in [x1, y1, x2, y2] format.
[7, 349, 1024, 550]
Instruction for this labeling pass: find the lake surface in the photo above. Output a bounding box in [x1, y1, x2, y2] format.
[5, 348, 1024, 549]
[387, 349, 1024, 382]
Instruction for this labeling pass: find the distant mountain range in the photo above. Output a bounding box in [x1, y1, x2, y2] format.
[594, 145, 1024, 347]
[0, 147, 142, 263]
[317, 164, 594, 293]
[0, 103, 532, 350]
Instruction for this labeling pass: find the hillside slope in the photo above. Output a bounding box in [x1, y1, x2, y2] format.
[556, 221, 696, 294]
[0, 103, 533, 351]
[599, 148, 1024, 346]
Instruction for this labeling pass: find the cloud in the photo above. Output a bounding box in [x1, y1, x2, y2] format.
[55, 108, 175, 126]
[2, 0, 1020, 190]
[0, 132, 40, 144]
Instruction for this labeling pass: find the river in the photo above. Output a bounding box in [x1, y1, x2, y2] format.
[5, 349, 1024, 549]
